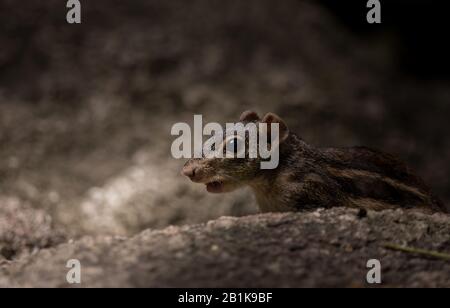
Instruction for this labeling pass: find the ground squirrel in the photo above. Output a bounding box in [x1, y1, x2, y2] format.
[182, 111, 447, 214]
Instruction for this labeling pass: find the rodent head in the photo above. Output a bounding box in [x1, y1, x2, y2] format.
[181, 110, 289, 193]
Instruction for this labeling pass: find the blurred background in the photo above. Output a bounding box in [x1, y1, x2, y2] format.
[0, 0, 449, 239]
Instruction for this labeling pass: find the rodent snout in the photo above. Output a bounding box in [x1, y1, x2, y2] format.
[182, 163, 206, 182]
[182, 165, 197, 179]
[182, 160, 211, 183]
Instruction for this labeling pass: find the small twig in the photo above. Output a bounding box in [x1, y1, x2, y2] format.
[383, 243, 450, 261]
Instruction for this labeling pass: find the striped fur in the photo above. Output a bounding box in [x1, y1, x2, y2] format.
[252, 134, 448, 213]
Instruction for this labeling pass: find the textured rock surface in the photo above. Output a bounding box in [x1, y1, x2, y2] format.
[1, 208, 449, 288]
[0, 197, 65, 262]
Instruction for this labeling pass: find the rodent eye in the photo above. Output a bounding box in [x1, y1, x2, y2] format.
[225, 137, 243, 155]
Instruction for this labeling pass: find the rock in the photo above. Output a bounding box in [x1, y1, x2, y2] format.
[0, 197, 65, 262]
[1, 208, 449, 287]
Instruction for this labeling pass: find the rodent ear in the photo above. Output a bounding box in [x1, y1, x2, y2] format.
[261, 112, 290, 143]
[239, 110, 260, 123]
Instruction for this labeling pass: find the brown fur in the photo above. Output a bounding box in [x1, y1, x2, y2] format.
[182, 111, 448, 214]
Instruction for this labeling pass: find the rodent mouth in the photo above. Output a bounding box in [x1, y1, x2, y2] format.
[206, 181, 225, 193]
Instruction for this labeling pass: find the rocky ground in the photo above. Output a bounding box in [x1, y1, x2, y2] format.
[0, 0, 449, 287]
[1, 208, 449, 288]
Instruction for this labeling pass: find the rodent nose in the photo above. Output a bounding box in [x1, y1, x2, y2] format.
[182, 165, 197, 179]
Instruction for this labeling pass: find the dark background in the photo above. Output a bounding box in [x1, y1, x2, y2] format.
[0, 0, 449, 236]
[321, 0, 450, 79]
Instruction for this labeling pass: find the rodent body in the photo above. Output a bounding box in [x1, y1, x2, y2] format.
[182, 111, 447, 214]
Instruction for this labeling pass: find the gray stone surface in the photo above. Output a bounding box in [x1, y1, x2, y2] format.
[1, 208, 449, 288]
[0, 197, 65, 263]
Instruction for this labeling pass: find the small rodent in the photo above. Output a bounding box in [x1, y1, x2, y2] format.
[182, 111, 447, 214]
